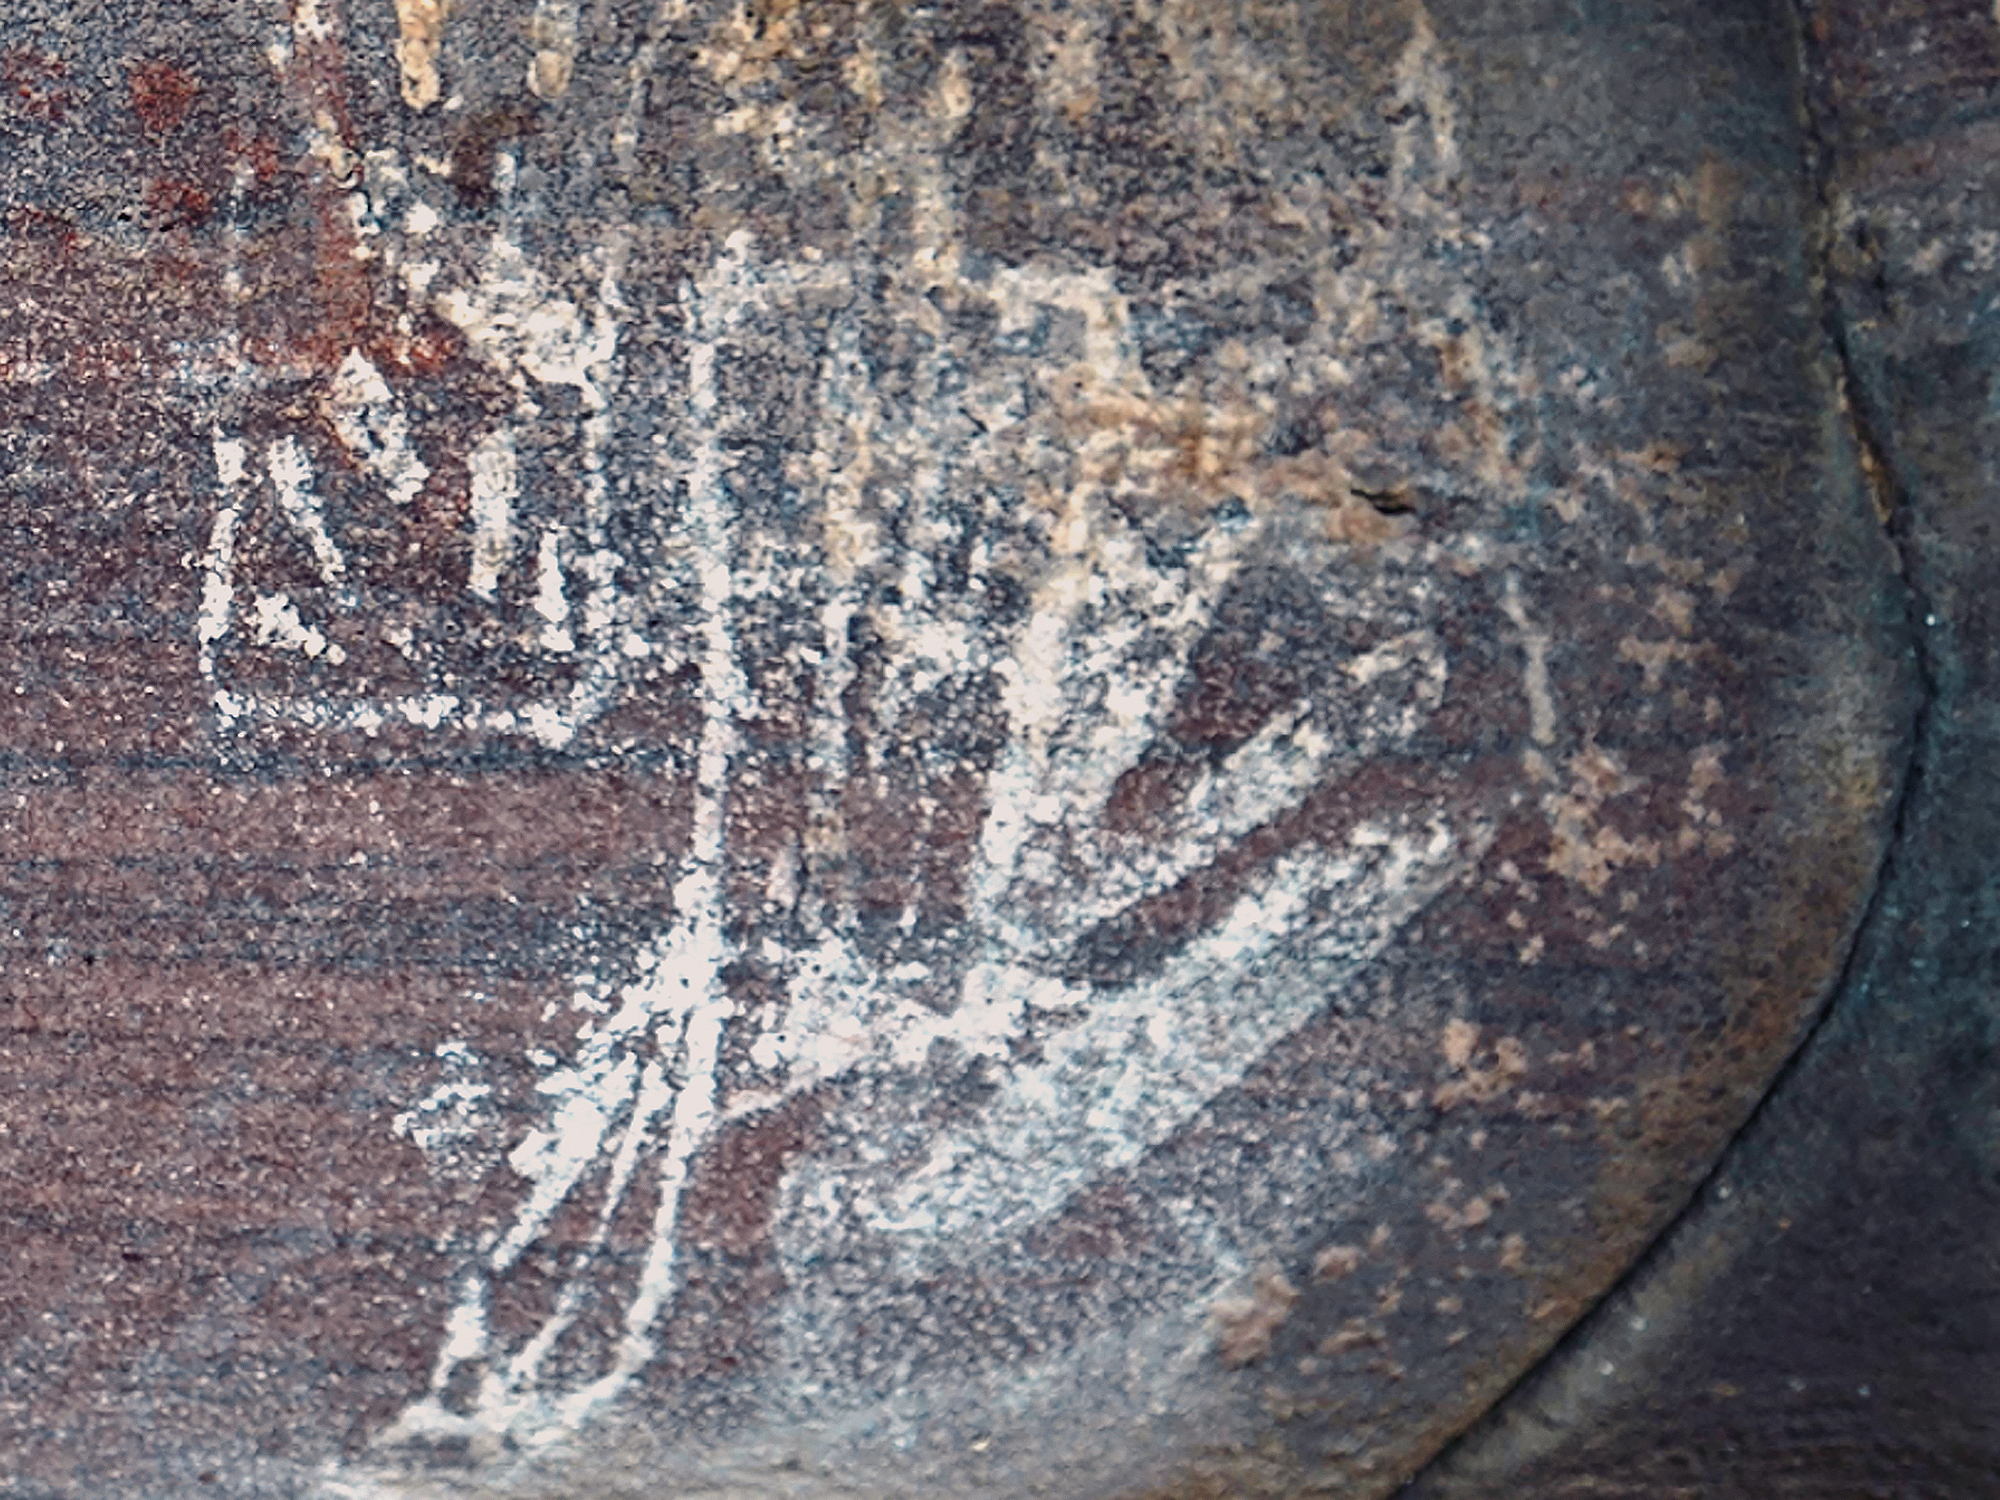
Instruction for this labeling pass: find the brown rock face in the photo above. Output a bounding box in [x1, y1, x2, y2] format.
[0, 1, 1909, 1497]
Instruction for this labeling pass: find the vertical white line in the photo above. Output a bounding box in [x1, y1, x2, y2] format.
[610, 0, 691, 180]
[534, 526, 572, 652]
[266, 436, 348, 588]
[801, 315, 872, 934]
[528, 0, 580, 99]
[466, 426, 517, 600]
[551, 250, 752, 1420]
[199, 435, 249, 682]
[559, 232, 630, 734]
[1502, 573, 1557, 747]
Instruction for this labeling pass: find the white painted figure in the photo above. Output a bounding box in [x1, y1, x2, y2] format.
[181, 0, 1712, 1470]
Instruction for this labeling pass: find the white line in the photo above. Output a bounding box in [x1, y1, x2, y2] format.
[465, 426, 516, 600]
[266, 436, 348, 588]
[1503, 574, 1557, 747]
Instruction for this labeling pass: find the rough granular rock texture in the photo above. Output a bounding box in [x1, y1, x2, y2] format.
[1401, 2, 2000, 1495]
[0, 2, 1911, 1498]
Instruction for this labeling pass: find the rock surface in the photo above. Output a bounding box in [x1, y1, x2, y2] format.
[0, 1, 1932, 1497]
[1404, 2, 2000, 1494]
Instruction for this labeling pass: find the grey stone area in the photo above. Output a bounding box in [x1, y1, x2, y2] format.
[0, 0, 1978, 1498]
[1405, 1, 2000, 1494]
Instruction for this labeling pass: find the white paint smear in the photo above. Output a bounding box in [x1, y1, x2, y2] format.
[250, 592, 345, 663]
[466, 427, 517, 600]
[197, 437, 244, 682]
[435, 234, 621, 404]
[533, 526, 571, 652]
[265, 437, 347, 587]
[1503, 573, 1557, 747]
[528, 0, 579, 99]
[197, 507, 239, 659]
[323, 349, 430, 504]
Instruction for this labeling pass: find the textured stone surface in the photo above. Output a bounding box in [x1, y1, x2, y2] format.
[1402, 2, 2000, 1494]
[0, 2, 1914, 1498]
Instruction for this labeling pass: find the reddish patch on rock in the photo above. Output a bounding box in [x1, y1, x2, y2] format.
[146, 177, 214, 229]
[1102, 756, 1199, 835]
[1030, 1181, 1155, 1261]
[224, 124, 284, 186]
[2, 49, 69, 121]
[370, 310, 474, 381]
[679, 1094, 825, 1259]
[128, 60, 200, 134]
[6, 203, 78, 253]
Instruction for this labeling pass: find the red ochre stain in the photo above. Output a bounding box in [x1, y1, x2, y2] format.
[128, 59, 199, 133]
[147, 178, 215, 229]
[679, 1093, 825, 1259]
[1030, 1181, 1154, 1261]
[2, 49, 70, 121]
[7, 204, 79, 253]
[224, 124, 284, 186]
[272, 204, 374, 375]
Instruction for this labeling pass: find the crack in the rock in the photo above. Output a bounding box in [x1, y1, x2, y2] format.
[1384, 1, 1943, 1493]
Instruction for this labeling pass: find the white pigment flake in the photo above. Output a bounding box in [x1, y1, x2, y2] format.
[465, 427, 517, 600]
[323, 350, 430, 503]
[265, 437, 347, 588]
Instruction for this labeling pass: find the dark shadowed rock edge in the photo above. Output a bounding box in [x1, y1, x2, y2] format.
[1397, 0, 2000, 1495]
